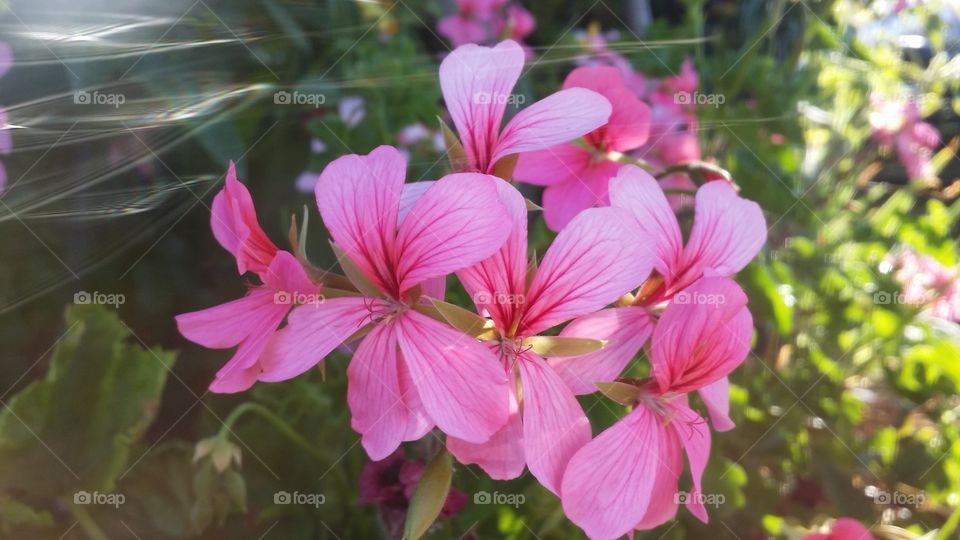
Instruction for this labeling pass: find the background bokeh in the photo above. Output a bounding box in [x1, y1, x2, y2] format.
[0, 0, 958, 538]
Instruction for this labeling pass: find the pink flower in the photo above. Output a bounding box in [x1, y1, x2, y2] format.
[439, 40, 612, 176]
[438, 14, 487, 47]
[550, 165, 765, 430]
[447, 183, 655, 494]
[870, 98, 940, 180]
[803, 518, 875, 540]
[263, 146, 514, 460]
[496, 5, 535, 41]
[514, 66, 651, 230]
[560, 276, 753, 539]
[176, 163, 319, 393]
[886, 247, 960, 321]
[0, 42, 12, 193]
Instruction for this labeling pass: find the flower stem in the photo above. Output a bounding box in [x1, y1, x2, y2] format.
[218, 402, 327, 462]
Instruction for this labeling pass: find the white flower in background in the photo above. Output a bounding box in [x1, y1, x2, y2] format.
[338, 96, 366, 129]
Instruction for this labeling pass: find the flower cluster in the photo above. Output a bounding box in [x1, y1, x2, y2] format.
[437, 0, 535, 52]
[869, 94, 941, 181]
[177, 40, 768, 539]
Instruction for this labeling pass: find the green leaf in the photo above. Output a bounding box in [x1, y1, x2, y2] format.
[522, 336, 608, 357]
[426, 298, 494, 339]
[404, 449, 453, 540]
[0, 305, 174, 499]
[330, 241, 382, 298]
[437, 116, 467, 171]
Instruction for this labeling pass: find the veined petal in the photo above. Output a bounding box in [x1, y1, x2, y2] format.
[347, 323, 410, 460]
[698, 377, 735, 432]
[517, 352, 591, 495]
[651, 277, 752, 393]
[440, 40, 524, 172]
[668, 402, 712, 523]
[456, 180, 528, 331]
[521, 207, 654, 334]
[493, 88, 612, 165]
[316, 146, 406, 295]
[681, 180, 766, 278]
[551, 306, 652, 395]
[514, 144, 592, 187]
[609, 165, 683, 278]
[394, 173, 510, 293]
[561, 405, 670, 540]
[176, 288, 279, 349]
[562, 66, 650, 152]
[260, 251, 319, 295]
[258, 297, 377, 383]
[210, 162, 278, 276]
[447, 377, 525, 480]
[395, 309, 509, 443]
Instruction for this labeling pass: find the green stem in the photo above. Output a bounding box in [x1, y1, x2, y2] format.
[937, 504, 960, 540]
[219, 402, 326, 462]
[65, 500, 109, 540]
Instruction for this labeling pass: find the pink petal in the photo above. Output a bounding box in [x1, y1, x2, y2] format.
[456, 180, 528, 331]
[258, 297, 377, 383]
[541, 173, 599, 233]
[651, 277, 752, 394]
[397, 181, 435, 225]
[551, 306, 652, 395]
[210, 162, 278, 276]
[563, 66, 650, 152]
[513, 143, 592, 187]
[447, 376, 525, 479]
[681, 180, 766, 278]
[561, 405, 669, 540]
[698, 377, 735, 432]
[177, 288, 288, 393]
[394, 309, 509, 443]
[176, 287, 279, 349]
[668, 402, 712, 523]
[608, 165, 683, 278]
[493, 88, 612, 165]
[437, 15, 487, 47]
[347, 323, 413, 460]
[632, 429, 683, 530]
[260, 251, 318, 295]
[822, 518, 876, 540]
[439, 40, 524, 173]
[517, 352, 591, 495]
[316, 146, 405, 296]
[520, 207, 654, 335]
[398, 357, 435, 440]
[394, 172, 510, 293]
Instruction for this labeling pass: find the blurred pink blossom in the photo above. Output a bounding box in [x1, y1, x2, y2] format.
[803, 518, 875, 540]
[885, 247, 960, 321]
[870, 96, 940, 180]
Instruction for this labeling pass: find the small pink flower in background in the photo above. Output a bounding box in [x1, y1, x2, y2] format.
[803, 518, 875, 540]
[550, 165, 765, 427]
[266, 146, 514, 460]
[438, 0, 534, 50]
[0, 41, 12, 193]
[176, 163, 320, 393]
[439, 39, 611, 176]
[359, 450, 466, 538]
[338, 96, 366, 128]
[573, 26, 646, 95]
[514, 65, 651, 230]
[884, 247, 960, 321]
[560, 277, 754, 539]
[448, 182, 655, 494]
[870, 96, 941, 180]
